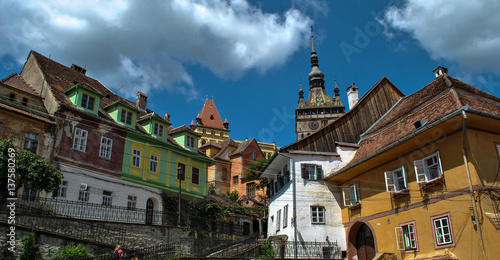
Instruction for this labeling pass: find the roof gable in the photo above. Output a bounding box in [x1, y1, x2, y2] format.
[197, 99, 225, 129]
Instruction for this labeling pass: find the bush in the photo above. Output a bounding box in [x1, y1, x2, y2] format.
[259, 240, 274, 258]
[48, 244, 92, 260]
[19, 232, 42, 260]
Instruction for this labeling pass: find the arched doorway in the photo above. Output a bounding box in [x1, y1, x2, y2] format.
[356, 224, 375, 260]
[146, 198, 154, 225]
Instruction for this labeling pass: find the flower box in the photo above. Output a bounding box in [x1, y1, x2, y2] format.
[419, 176, 445, 192]
[349, 203, 361, 210]
[390, 188, 410, 199]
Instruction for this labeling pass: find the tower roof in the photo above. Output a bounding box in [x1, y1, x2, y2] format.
[196, 99, 226, 130]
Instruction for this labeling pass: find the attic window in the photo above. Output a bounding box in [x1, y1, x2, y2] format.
[414, 119, 428, 130]
[9, 93, 15, 102]
[210, 114, 214, 120]
[22, 98, 28, 106]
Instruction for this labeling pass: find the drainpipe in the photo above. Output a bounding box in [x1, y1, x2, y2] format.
[462, 110, 486, 260]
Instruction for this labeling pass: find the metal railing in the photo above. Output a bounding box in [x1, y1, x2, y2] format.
[270, 240, 342, 259]
[13, 196, 163, 225]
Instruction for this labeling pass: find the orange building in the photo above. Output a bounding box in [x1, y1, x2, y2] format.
[326, 67, 500, 260]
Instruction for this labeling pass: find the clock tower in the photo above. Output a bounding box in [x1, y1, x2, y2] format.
[295, 27, 345, 140]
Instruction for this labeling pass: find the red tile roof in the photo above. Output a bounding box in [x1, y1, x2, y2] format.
[1, 73, 39, 96]
[196, 99, 225, 130]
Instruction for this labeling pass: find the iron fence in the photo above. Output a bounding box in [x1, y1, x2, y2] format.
[269, 240, 342, 259]
[13, 196, 163, 225]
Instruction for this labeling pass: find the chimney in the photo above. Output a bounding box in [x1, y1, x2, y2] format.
[71, 64, 87, 75]
[136, 91, 148, 110]
[433, 66, 448, 78]
[164, 112, 171, 121]
[347, 83, 359, 111]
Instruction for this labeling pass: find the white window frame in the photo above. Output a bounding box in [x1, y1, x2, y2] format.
[78, 188, 90, 202]
[154, 123, 164, 137]
[120, 109, 132, 125]
[127, 195, 137, 210]
[81, 93, 95, 110]
[59, 180, 68, 198]
[150, 154, 158, 172]
[132, 149, 142, 168]
[414, 151, 443, 183]
[24, 132, 38, 153]
[395, 221, 418, 251]
[343, 183, 360, 207]
[99, 136, 113, 159]
[311, 206, 325, 224]
[384, 166, 407, 192]
[73, 128, 88, 152]
[301, 164, 323, 180]
[276, 209, 281, 231]
[283, 205, 288, 228]
[102, 190, 112, 206]
[432, 213, 455, 247]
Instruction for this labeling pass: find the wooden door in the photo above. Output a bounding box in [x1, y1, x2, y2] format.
[356, 224, 375, 260]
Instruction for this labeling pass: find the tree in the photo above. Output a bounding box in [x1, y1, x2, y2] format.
[0, 139, 62, 197]
[48, 244, 92, 260]
[244, 158, 269, 190]
[19, 232, 42, 260]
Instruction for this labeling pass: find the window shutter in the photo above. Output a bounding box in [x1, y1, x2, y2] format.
[401, 166, 407, 189]
[414, 159, 427, 183]
[384, 171, 395, 192]
[436, 151, 444, 177]
[342, 187, 352, 206]
[301, 164, 306, 179]
[395, 227, 404, 250]
[316, 165, 323, 180]
[351, 184, 359, 204]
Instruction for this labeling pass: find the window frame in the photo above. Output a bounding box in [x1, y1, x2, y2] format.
[301, 163, 323, 181]
[496, 144, 500, 159]
[102, 190, 113, 206]
[73, 128, 88, 152]
[276, 209, 281, 231]
[80, 93, 96, 111]
[132, 149, 142, 168]
[384, 166, 407, 192]
[24, 132, 38, 153]
[311, 206, 326, 224]
[283, 204, 288, 228]
[99, 136, 113, 159]
[154, 123, 164, 137]
[395, 220, 419, 252]
[251, 151, 256, 160]
[127, 195, 137, 210]
[233, 176, 239, 184]
[186, 135, 195, 148]
[414, 151, 443, 183]
[59, 180, 68, 198]
[120, 109, 133, 125]
[150, 154, 159, 172]
[192, 167, 200, 185]
[342, 183, 360, 207]
[431, 212, 455, 249]
[247, 182, 256, 197]
[78, 189, 90, 202]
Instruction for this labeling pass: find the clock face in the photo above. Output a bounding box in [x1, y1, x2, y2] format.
[308, 120, 319, 130]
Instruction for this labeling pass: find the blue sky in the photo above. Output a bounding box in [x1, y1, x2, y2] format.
[1, 0, 499, 147]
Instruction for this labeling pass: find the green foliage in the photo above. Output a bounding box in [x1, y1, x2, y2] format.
[19, 232, 42, 260]
[48, 244, 92, 260]
[221, 190, 239, 203]
[244, 158, 269, 190]
[167, 251, 180, 260]
[208, 183, 216, 195]
[0, 139, 62, 196]
[259, 240, 274, 258]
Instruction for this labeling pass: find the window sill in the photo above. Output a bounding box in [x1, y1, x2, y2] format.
[419, 176, 445, 192]
[390, 189, 410, 199]
[348, 203, 361, 210]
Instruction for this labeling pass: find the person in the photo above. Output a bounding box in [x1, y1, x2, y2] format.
[112, 245, 123, 260]
[131, 257, 138, 260]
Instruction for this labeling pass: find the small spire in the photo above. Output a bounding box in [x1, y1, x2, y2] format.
[334, 76, 340, 96]
[311, 26, 316, 53]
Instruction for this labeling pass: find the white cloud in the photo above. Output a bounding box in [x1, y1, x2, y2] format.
[384, 0, 500, 73]
[0, 0, 312, 100]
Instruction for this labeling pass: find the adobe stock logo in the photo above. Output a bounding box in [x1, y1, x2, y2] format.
[258, 106, 295, 143]
[339, 0, 401, 63]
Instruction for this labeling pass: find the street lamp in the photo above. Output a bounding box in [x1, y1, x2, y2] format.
[177, 165, 184, 227]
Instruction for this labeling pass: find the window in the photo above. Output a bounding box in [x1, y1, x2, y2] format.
[127, 195, 137, 210]
[78, 186, 90, 202]
[150, 154, 158, 172]
[384, 166, 407, 192]
[186, 136, 195, 148]
[80, 93, 95, 110]
[247, 182, 256, 197]
[22, 97, 28, 106]
[9, 93, 15, 102]
[233, 176, 239, 184]
[431, 213, 455, 248]
[251, 151, 256, 160]
[283, 205, 288, 228]
[497, 144, 500, 158]
[120, 109, 132, 125]
[311, 206, 325, 224]
[59, 180, 68, 198]
[24, 132, 38, 153]
[192, 167, 200, 184]
[73, 128, 88, 152]
[154, 123, 164, 137]
[222, 168, 228, 179]
[277, 209, 281, 231]
[177, 163, 185, 181]
[342, 183, 360, 206]
[414, 151, 443, 183]
[132, 149, 141, 167]
[301, 164, 323, 180]
[396, 221, 418, 251]
[99, 137, 113, 159]
[102, 190, 112, 206]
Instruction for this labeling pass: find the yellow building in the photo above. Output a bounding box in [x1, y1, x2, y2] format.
[326, 67, 500, 260]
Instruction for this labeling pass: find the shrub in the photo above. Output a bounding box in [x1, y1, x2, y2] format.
[259, 241, 274, 258]
[48, 244, 92, 260]
[19, 232, 42, 260]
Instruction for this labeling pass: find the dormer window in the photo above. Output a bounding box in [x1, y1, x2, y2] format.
[186, 136, 195, 148]
[120, 109, 132, 125]
[9, 93, 15, 102]
[22, 98, 28, 106]
[154, 123, 164, 137]
[81, 94, 95, 110]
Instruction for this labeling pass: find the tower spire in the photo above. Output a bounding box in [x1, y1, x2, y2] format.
[308, 26, 324, 88]
[311, 26, 316, 54]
